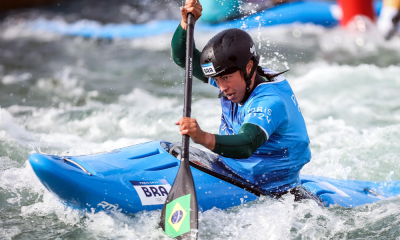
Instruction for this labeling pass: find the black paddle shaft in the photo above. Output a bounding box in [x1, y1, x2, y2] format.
[159, 13, 198, 240]
[182, 13, 195, 159]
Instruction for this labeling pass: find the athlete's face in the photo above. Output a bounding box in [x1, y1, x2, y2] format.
[213, 70, 246, 103]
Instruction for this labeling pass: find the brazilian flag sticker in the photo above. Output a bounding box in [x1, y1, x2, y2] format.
[165, 194, 191, 238]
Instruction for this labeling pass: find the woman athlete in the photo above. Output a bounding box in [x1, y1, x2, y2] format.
[173, 0, 314, 200]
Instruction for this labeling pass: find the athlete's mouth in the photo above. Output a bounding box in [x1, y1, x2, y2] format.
[226, 92, 235, 99]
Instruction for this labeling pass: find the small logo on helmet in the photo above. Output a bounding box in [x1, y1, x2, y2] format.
[201, 63, 216, 75]
[250, 45, 257, 56]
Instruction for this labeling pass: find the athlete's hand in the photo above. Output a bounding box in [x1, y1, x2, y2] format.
[180, 0, 202, 30]
[175, 117, 204, 143]
[175, 117, 215, 150]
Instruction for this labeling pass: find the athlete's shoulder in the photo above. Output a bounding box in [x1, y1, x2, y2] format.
[251, 81, 284, 99]
[245, 94, 285, 112]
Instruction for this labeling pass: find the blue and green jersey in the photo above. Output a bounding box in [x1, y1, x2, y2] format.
[208, 69, 311, 193]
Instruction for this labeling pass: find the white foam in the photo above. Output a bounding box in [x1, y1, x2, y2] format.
[0, 226, 21, 240]
[0, 107, 36, 146]
[1, 73, 31, 85]
[34, 67, 86, 99]
[0, 19, 61, 41]
[291, 64, 400, 127]
[0, 156, 19, 170]
[129, 33, 174, 50]
[287, 64, 400, 180]
[1, 14, 400, 239]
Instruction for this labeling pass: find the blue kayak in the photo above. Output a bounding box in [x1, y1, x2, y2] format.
[28, 1, 383, 39]
[29, 141, 400, 214]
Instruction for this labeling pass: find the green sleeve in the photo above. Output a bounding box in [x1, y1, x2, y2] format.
[212, 123, 267, 159]
[171, 24, 208, 82]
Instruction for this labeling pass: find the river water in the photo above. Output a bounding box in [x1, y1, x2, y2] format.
[1, 1, 400, 239]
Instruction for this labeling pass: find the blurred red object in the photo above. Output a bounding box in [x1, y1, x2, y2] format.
[338, 0, 375, 26]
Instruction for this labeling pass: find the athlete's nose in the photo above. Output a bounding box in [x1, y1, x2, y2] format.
[218, 81, 228, 93]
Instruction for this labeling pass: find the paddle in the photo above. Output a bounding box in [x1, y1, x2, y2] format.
[385, 10, 400, 40]
[159, 12, 198, 240]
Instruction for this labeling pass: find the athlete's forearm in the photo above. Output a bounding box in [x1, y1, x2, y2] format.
[199, 131, 216, 150]
[171, 24, 207, 82]
[212, 123, 267, 159]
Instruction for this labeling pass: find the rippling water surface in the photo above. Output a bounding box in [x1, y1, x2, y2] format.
[1, 2, 400, 239]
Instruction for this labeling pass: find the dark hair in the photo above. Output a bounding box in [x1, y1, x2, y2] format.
[256, 66, 289, 82]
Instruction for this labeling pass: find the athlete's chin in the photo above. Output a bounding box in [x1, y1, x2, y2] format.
[228, 93, 244, 103]
[230, 98, 242, 103]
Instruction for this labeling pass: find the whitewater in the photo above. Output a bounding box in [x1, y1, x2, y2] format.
[1, 4, 400, 240]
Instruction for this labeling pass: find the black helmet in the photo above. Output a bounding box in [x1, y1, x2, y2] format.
[200, 28, 260, 90]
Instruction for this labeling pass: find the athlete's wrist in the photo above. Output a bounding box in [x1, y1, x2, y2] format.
[200, 132, 215, 151]
[180, 20, 187, 30]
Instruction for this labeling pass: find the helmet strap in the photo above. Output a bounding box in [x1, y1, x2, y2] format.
[243, 62, 258, 91]
[240, 61, 259, 105]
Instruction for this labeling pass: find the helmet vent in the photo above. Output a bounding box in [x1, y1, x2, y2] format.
[227, 35, 236, 46]
[228, 55, 237, 63]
